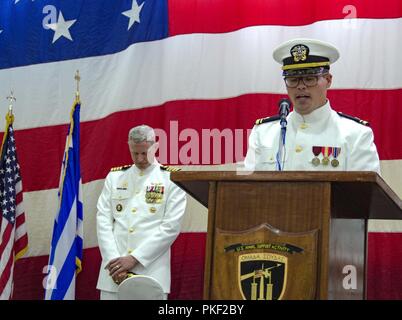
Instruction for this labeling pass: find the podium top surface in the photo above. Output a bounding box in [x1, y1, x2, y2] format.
[172, 170, 380, 182]
[171, 171, 402, 220]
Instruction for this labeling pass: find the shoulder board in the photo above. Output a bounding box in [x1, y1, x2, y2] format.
[110, 164, 133, 172]
[337, 112, 370, 126]
[255, 115, 281, 125]
[160, 165, 181, 172]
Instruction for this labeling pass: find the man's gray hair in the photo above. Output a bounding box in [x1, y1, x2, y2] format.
[128, 125, 156, 144]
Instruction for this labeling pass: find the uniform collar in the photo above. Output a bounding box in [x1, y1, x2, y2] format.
[132, 160, 159, 176]
[290, 99, 332, 125]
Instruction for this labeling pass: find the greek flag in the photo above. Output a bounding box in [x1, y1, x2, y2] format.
[45, 100, 83, 300]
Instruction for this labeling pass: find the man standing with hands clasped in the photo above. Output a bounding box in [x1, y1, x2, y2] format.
[96, 125, 187, 300]
[244, 38, 380, 174]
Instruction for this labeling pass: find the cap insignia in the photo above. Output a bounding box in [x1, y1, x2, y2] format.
[291, 44, 309, 62]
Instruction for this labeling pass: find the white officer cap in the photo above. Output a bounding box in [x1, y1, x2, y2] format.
[118, 274, 165, 300]
[272, 38, 340, 77]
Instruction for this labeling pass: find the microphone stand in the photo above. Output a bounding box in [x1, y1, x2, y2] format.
[276, 98, 290, 171]
[276, 117, 287, 171]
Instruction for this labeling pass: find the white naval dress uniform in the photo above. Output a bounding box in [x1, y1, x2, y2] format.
[244, 100, 380, 173]
[96, 161, 186, 295]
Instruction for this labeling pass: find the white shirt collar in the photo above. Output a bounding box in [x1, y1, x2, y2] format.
[132, 159, 159, 176]
[289, 99, 332, 125]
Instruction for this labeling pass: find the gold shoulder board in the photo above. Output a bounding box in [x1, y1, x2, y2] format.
[337, 112, 370, 126]
[110, 164, 133, 172]
[255, 115, 281, 125]
[160, 165, 181, 172]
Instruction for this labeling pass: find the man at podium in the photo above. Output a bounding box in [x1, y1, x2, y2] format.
[244, 38, 380, 174]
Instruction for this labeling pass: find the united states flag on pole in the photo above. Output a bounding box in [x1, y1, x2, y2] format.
[0, 112, 28, 300]
[45, 100, 83, 300]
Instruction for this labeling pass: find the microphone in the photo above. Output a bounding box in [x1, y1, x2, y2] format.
[276, 98, 291, 171]
[278, 98, 291, 126]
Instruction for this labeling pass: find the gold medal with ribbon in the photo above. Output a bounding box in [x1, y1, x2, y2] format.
[331, 147, 341, 167]
[145, 183, 165, 204]
[321, 147, 332, 166]
[311, 146, 321, 166]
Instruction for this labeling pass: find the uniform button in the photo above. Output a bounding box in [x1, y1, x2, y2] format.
[139, 171, 144, 176]
[295, 146, 303, 153]
[128, 249, 133, 254]
[131, 208, 137, 213]
[129, 228, 135, 233]
[300, 123, 308, 129]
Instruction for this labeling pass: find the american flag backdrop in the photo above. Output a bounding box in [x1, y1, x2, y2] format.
[0, 112, 28, 300]
[0, 0, 401, 299]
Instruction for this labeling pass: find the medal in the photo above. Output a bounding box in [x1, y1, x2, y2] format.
[321, 147, 332, 166]
[331, 147, 341, 167]
[311, 146, 321, 166]
[146, 183, 165, 204]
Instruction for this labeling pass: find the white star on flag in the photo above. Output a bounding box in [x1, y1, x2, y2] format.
[46, 11, 77, 44]
[122, 0, 144, 30]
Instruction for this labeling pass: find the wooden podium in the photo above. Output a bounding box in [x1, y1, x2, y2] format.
[170, 171, 402, 300]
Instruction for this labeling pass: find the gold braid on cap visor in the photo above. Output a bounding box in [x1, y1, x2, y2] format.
[282, 61, 330, 70]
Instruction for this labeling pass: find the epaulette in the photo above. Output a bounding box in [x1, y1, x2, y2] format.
[110, 164, 133, 172]
[337, 112, 370, 126]
[255, 115, 281, 125]
[160, 165, 181, 172]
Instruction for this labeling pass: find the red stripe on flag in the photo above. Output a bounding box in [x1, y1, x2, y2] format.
[0, 248, 13, 283]
[168, 0, 402, 35]
[15, 192, 23, 206]
[5, 89, 401, 192]
[0, 224, 14, 297]
[14, 233, 28, 255]
[368, 233, 402, 299]
[0, 253, 13, 297]
[10, 232, 402, 299]
[0, 223, 13, 258]
[15, 212, 25, 228]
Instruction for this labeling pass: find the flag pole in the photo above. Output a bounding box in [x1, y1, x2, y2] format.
[5, 90, 15, 124]
[1, 91, 16, 152]
[74, 70, 81, 103]
[59, 71, 81, 206]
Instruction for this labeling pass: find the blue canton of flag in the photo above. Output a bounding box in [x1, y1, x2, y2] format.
[0, 0, 168, 70]
[0, 112, 28, 300]
[45, 99, 83, 300]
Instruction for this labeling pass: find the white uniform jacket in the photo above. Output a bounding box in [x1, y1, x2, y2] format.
[244, 100, 380, 173]
[96, 162, 187, 293]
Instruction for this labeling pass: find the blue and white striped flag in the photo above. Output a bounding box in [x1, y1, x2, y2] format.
[45, 99, 83, 300]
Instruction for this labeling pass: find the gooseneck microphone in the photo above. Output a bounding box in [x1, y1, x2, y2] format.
[278, 98, 291, 126]
[276, 98, 291, 171]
